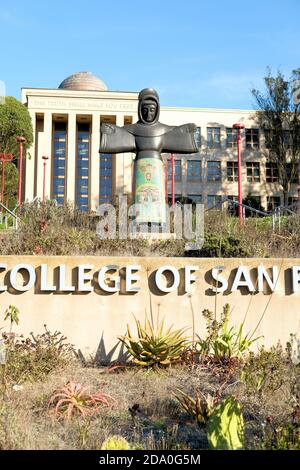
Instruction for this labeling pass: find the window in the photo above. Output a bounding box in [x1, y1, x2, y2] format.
[288, 197, 299, 211]
[168, 159, 182, 182]
[264, 129, 293, 149]
[227, 195, 238, 215]
[207, 127, 221, 148]
[246, 128, 259, 149]
[227, 161, 238, 182]
[187, 194, 202, 203]
[264, 129, 272, 149]
[187, 160, 201, 182]
[207, 195, 222, 209]
[52, 122, 67, 204]
[246, 162, 260, 182]
[76, 123, 90, 212]
[99, 153, 113, 204]
[194, 127, 201, 148]
[266, 162, 279, 182]
[287, 163, 299, 184]
[267, 196, 281, 211]
[226, 128, 238, 148]
[207, 161, 221, 182]
[168, 194, 182, 204]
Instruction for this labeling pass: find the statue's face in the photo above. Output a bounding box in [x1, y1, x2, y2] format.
[141, 101, 157, 123]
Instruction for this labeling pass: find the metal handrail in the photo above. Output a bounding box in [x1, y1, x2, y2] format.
[0, 202, 19, 229]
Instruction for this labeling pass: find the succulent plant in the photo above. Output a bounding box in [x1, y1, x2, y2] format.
[48, 380, 115, 420]
[207, 396, 244, 450]
[173, 388, 218, 426]
[118, 316, 189, 367]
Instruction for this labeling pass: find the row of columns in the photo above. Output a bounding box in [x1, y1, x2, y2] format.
[25, 111, 135, 211]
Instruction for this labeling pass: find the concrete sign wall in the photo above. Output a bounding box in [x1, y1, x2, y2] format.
[0, 256, 299, 359]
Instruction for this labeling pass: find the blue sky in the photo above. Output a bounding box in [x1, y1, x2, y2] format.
[0, 0, 299, 109]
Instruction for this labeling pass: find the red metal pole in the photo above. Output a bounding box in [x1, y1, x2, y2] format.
[1, 154, 4, 204]
[17, 136, 26, 206]
[171, 153, 175, 205]
[42, 156, 49, 203]
[233, 124, 244, 225]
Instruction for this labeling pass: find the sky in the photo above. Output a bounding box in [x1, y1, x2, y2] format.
[0, 0, 299, 109]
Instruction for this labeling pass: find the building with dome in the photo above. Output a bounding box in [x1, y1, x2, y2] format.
[21, 72, 299, 212]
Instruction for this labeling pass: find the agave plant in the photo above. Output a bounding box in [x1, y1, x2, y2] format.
[173, 388, 218, 427]
[118, 316, 189, 367]
[48, 380, 115, 420]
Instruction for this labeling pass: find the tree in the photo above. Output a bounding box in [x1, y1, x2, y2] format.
[0, 96, 33, 209]
[0, 96, 33, 155]
[0, 162, 18, 209]
[252, 69, 300, 207]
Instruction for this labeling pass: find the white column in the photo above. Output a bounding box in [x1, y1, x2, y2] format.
[25, 110, 35, 201]
[36, 111, 52, 199]
[66, 113, 77, 204]
[90, 113, 101, 211]
[115, 114, 125, 195]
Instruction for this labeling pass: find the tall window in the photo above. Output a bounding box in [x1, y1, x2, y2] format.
[187, 160, 201, 182]
[76, 123, 90, 212]
[246, 162, 260, 182]
[226, 128, 238, 148]
[207, 161, 221, 182]
[246, 129, 259, 149]
[99, 153, 113, 204]
[227, 195, 238, 215]
[284, 130, 292, 147]
[264, 129, 272, 149]
[267, 196, 281, 211]
[227, 161, 238, 182]
[207, 127, 221, 149]
[168, 159, 182, 182]
[266, 162, 279, 182]
[207, 194, 222, 209]
[287, 163, 299, 184]
[194, 127, 201, 148]
[52, 122, 67, 204]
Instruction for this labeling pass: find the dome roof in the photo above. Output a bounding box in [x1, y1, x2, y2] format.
[58, 72, 108, 91]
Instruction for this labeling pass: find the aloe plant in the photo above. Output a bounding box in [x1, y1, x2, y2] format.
[118, 316, 189, 367]
[207, 397, 244, 450]
[48, 380, 115, 420]
[173, 388, 218, 427]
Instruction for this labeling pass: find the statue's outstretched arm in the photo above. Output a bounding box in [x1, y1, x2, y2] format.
[99, 123, 136, 153]
[162, 123, 198, 154]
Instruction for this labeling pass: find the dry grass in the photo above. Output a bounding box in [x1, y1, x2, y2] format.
[0, 356, 298, 450]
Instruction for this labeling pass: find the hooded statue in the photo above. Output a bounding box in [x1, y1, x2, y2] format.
[99, 88, 198, 224]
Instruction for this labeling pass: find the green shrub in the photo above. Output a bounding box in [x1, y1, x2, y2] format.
[207, 397, 244, 450]
[261, 423, 300, 450]
[198, 233, 251, 258]
[118, 316, 189, 367]
[240, 345, 289, 395]
[101, 436, 130, 450]
[6, 325, 76, 383]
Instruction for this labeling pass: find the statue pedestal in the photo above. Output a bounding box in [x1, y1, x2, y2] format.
[129, 231, 176, 241]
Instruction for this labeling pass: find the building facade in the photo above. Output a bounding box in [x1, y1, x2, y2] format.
[21, 71, 299, 212]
